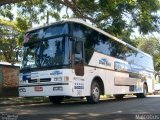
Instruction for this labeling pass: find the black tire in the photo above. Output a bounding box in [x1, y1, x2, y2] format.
[136, 84, 148, 98]
[86, 81, 100, 104]
[114, 94, 124, 99]
[49, 96, 64, 104]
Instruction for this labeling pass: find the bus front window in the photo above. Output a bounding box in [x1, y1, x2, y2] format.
[22, 42, 40, 68]
[22, 37, 69, 69]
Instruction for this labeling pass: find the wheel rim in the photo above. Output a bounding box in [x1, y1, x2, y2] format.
[92, 86, 100, 100]
[143, 84, 148, 95]
[144, 87, 147, 95]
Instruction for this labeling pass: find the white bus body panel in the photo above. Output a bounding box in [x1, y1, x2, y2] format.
[86, 52, 148, 95]
[19, 52, 154, 97]
[19, 69, 87, 97]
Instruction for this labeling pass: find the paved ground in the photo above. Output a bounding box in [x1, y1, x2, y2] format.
[0, 95, 160, 120]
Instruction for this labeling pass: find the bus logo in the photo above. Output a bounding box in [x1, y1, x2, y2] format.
[99, 58, 111, 66]
[50, 71, 62, 75]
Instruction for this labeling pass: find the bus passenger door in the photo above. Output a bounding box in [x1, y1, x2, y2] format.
[73, 41, 84, 76]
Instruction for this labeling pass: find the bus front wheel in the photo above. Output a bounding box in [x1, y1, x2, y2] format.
[136, 84, 148, 98]
[86, 81, 100, 104]
[49, 96, 64, 104]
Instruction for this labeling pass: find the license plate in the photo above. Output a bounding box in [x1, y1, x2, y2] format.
[34, 86, 43, 91]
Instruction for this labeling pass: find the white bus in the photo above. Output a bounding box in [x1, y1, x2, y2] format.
[19, 19, 154, 104]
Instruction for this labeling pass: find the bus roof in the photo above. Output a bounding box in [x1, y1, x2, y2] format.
[27, 18, 152, 58]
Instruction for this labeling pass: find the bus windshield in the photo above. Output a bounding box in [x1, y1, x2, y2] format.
[22, 37, 70, 69]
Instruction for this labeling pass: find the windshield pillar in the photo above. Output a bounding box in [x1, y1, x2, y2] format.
[71, 40, 84, 76]
[21, 36, 70, 70]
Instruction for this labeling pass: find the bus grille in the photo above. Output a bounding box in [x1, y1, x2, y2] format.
[28, 78, 51, 83]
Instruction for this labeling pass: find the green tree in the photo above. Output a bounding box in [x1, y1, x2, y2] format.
[0, 4, 14, 20]
[0, 19, 31, 65]
[134, 36, 160, 70]
[18, 0, 160, 37]
[0, 24, 19, 64]
[0, 4, 30, 64]
[0, 0, 160, 65]
[1, 0, 159, 40]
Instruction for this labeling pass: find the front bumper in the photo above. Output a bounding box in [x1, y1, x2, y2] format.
[18, 83, 72, 97]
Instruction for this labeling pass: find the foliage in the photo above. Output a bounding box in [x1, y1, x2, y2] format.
[1, 0, 159, 39]
[0, 4, 14, 20]
[0, 18, 31, 64]
[134, 36, 160, 70]
[0, 24, 19, 64]
[15, 0, 160, 38]
[0, 2, 32, 64]
[0, 0, 160, 65]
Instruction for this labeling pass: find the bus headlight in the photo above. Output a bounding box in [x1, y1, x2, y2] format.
[54, 77, 63, 81]
[53, 76, 69, 82]
[19, 87, 26, 92]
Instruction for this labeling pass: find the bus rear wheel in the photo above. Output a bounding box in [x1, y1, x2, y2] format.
[49, 96, 64, 104]
[136, 84, 148, 98]
[86, 81, 100, 104]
